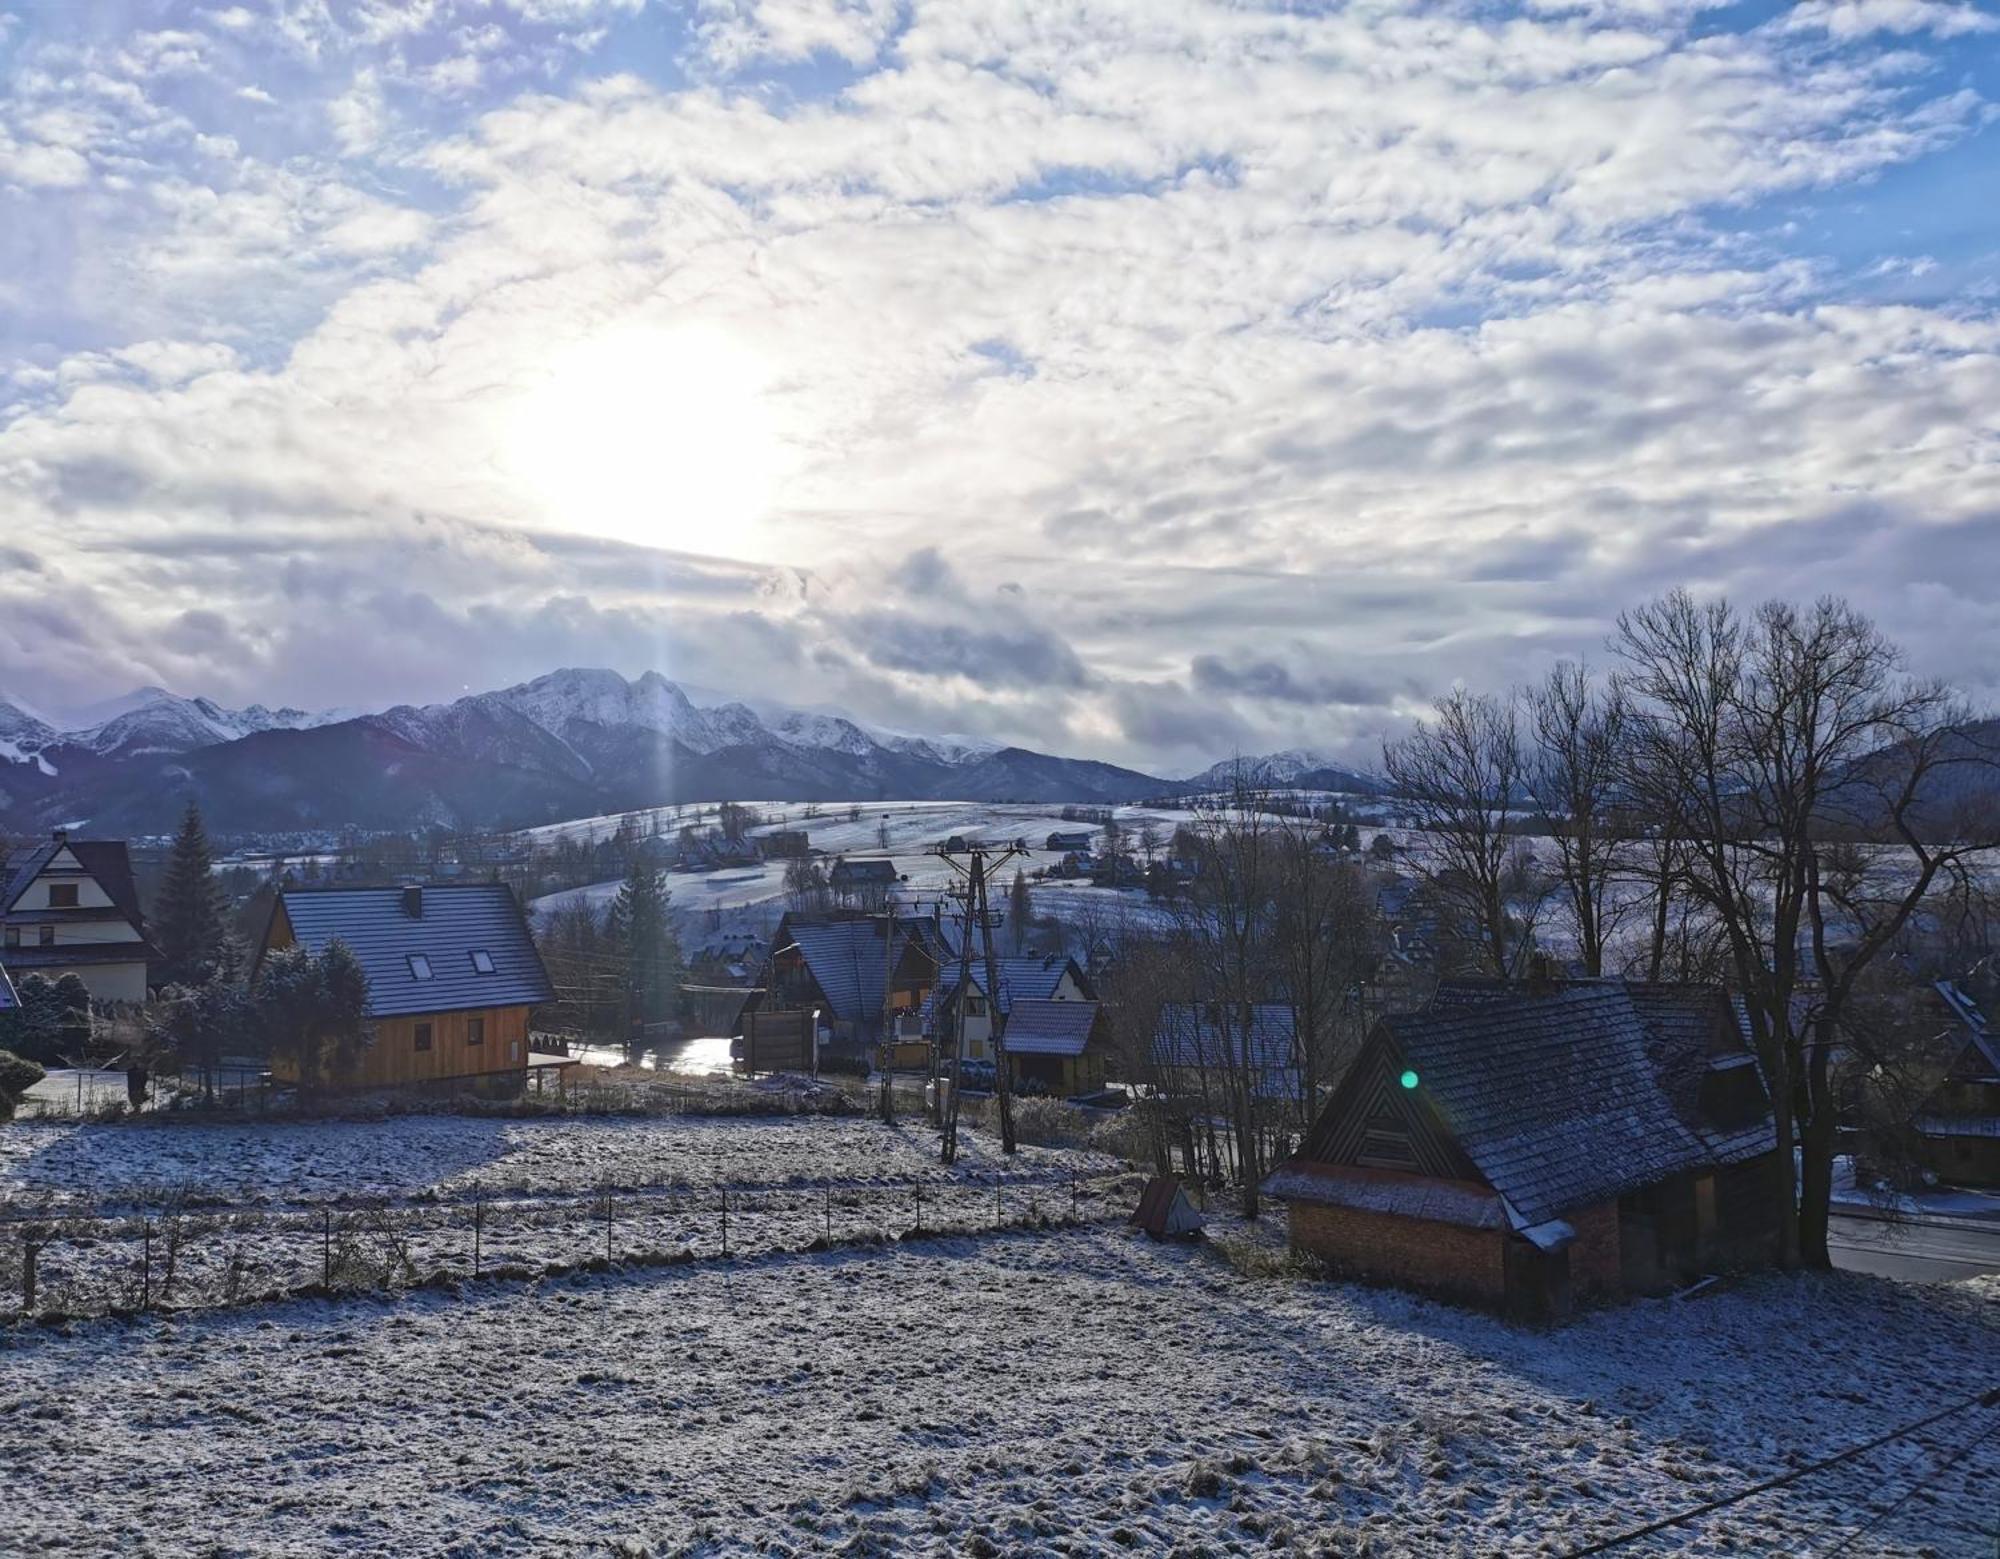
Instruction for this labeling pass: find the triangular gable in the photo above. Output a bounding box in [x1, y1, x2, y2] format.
[1303, 1029, 1477, 1184]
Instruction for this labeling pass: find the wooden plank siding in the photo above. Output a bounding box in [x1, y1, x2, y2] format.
[262, 900, 533, 1091]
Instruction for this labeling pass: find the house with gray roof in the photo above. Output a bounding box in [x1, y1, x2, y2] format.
[925, 952, 1092, 1064]
[1002, 998, 1110, 1097]
[1, 830, 156, 1003]
[1264, 979, 1780, 1319]
[741, 911, 945, 1051]
[257, 882, 555, 1093]
[1915, 977, 2000, 1186]
[1151, 1002, 1301, 1104]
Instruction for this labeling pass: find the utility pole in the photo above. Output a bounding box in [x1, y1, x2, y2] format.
[935, 841, 1023, 1162]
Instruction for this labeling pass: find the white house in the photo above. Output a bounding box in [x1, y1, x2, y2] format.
[927, 952, 1093, 1062]
[0, 831, 155, 1003]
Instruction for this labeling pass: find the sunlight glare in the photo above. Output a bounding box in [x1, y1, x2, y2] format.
[505, 322, 781, 556]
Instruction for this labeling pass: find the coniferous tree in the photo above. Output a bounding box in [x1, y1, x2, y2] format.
[156, 801, 229, 986]
[606, 855, 682, 1030]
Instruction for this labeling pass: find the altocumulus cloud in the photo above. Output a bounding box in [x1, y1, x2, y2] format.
[0, 0, 1996, 772]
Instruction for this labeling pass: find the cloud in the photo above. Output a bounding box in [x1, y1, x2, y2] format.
[0, 0, 1994, 770]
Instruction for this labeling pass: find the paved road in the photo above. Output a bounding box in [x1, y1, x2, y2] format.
[1829, 1213, 2000, 1281]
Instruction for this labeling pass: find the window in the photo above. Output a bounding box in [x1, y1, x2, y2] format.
[47, 883, 78, 909]
[39, 926, 55, 948]
[467, 1017, 485, 1046]
[469, 949, 495, 974]
[413, 1023, 433, 1052]
[2, 925, 16, 948]
[965, 995, 987, 1017]
[407, 954, 433, 980]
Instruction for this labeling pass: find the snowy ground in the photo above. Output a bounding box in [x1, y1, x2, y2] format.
[2, 1226, 1993, 1557]
[0, 1113, 1132, 1317]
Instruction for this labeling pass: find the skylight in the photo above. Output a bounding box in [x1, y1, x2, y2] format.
[408, 954, 433, 980]
[470, 949, 495, 974]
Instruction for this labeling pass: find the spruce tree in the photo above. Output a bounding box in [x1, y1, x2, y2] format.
[607, 855, 682, 1030]
[156, 801, 228, 986]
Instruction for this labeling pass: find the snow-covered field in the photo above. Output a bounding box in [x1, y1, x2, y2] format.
[3, 1225, 1993, 1556]
[0, 1114, 1133, 1317]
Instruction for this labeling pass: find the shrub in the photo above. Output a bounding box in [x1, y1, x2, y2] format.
[0, 1047, 46, 1120]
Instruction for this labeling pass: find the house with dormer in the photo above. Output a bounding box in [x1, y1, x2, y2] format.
[0, 831, 155, 1003]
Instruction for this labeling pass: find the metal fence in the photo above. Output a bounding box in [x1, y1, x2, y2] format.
[0, 1169, 1147, 1322]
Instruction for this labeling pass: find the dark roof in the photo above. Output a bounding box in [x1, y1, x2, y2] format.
[780, 915, 935, 1024]
[1358, 983, 1773, 1228]
[1935, 978, 2000, 1079]
[1152, 1003, 1300, 1099]
[928, 953, 1084, 1021]
[1004, 999, 1101, 1056]
[274, 883, 553, 1020]
[829, 858, 899, 884]
[3, 838, 148, 932]
[0, 960, 16, 1011]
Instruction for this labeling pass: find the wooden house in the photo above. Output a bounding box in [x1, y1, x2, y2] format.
[1045, 830, 1094, 853]
[258, 882, 555, 1093]
[740, 911, 943, 1053]
[926, 952, 1093, 1063]
[1151, 1002, 1302, 1106]
[1914, 979, 2000, 1186]
[828, 857, 899, 904]
[1264, 981, 1780, 1320]
[0, 831, 155, 1002]
[1002, 998, 1110, 1096]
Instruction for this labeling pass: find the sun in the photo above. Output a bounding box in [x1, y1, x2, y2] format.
[504, 322, 782, 557]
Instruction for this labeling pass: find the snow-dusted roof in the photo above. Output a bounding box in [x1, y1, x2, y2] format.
[1262, 1162, 1504, 1231]
[1361, 982, 1776, 1227]
[1151, 1003, 1299, 1098]
[273, 883, 553, 1020]
[1004, 999, 1101, 1056]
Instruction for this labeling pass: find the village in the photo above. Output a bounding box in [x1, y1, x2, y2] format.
[3, 615, 1999, 1553]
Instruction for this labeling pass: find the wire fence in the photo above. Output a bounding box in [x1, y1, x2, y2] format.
[0, 1168, 1148, 1322]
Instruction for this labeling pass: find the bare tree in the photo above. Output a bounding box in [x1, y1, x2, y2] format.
[1383, 688, 1541, 977]
[1615, 590, 2000, 1268]
[1271, 822, 1375, 1119]
[1527, 662, 1630, 976]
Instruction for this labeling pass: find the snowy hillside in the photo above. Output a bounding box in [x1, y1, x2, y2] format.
[1182, 747, 1385, 794]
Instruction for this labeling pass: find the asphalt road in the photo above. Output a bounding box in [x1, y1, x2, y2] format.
[1829, 1213, 2000, 1281]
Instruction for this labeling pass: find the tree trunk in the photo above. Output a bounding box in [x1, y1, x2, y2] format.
[1796, 1021, 1839, 1271]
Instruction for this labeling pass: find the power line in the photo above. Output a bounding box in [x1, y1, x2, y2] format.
[1824, 1412, 2000, 1556]
[1558, 1386, 2000, 1558]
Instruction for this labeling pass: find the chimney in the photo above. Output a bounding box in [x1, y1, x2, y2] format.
[402, 885, 423, 919]
[1527, 951, 1557, 994]
[51, 827, 67, 845]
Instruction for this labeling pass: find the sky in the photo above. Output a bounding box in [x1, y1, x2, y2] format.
[0, 0, 1996, 775]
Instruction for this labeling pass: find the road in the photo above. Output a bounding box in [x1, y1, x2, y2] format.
[1829, 1212, 2000, 1281]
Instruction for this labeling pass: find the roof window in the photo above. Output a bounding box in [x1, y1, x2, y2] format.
[408, 954, 434, 980]
[470, 949, 495, 975]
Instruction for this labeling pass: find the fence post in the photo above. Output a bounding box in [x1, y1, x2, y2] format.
[473, 1188, 483, 1278]
[1072, 1169, 1078, 1223]
[22, 1234, 36, 1314]
[824, 1184, 831, 1245]
[322, 1207, 331, 1286]
[914, 1180, 922, 1233]
[604, 1189, 614, 1264]
[142, 1219, 152, 1310]
[720, 1190, 728, 1257]
[996, 1182, 1002, 1229]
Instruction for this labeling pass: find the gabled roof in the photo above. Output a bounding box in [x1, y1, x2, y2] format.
[929, 953, 1085, 1018]
[777, 913, 939, 1024]
[1935, 978, 2000, 1080]
[1152, 1003, 1300, 1099]
[272, 883, 552, 1020]
[3, 838, 148, 931]
[1004, 999, 1102, 1056]
[829, 857, 899, 883]
[1349, 983, 1771, 1228]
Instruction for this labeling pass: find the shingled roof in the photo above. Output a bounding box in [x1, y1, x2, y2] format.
[1152, 1002, 1300, 1100]
[1291, 982, 1775, 1232]
[1003, 998, 1101, 1056]
[3, 837, 148, 931]
[271, 883, 552, 1020]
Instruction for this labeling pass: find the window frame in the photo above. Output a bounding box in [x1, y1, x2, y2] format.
[2, 925, 16, 948]
[413, 1022, 433, 1053]
[38, 925, 55, 948]
[469, 949, 495, 975]
[46, 883, 78, 909]
[407, 953, 434, 981]
[467, 1016, 485, 1047]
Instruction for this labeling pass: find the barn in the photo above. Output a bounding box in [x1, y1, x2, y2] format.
[1264, 980, 1781, 1320]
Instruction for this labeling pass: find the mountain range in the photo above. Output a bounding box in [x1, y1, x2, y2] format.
[0, 671, 1383, 837]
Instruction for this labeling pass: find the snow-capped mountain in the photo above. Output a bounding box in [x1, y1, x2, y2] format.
[70, 689, 338, 761]
[1181, 749, 1385, 794]
[4, 669, 1172, 833]
[0, 698, 60, 776]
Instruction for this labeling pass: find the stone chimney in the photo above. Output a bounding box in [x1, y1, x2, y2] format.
[402, 884, 423, 919]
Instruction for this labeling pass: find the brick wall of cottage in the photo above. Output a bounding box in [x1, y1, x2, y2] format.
[1567, 1200, 1623, 1300]
[1287, 1202, 1508, 1305]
